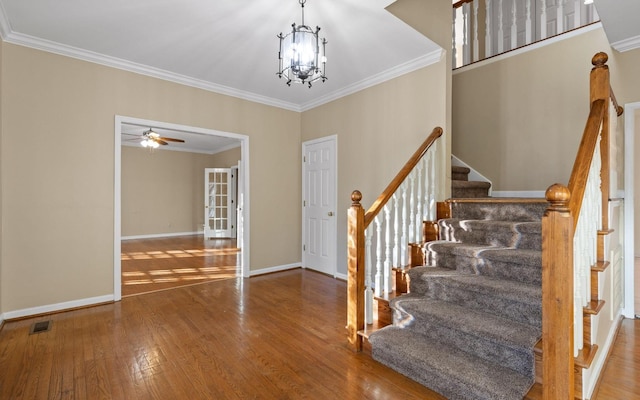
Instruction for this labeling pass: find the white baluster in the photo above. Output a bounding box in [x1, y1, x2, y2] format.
[416, 162, 424, 243]
[374, 215, 383, 297]
[384, 204, 393, 294]
[541, 0, 548, 39]
[400, 183, 408, 267]
[409, 172, 416, 246]
[453, 7, 458, 67]
[365, 227, 374, 324]
[510, 0, 517, 50]
[473, 0, 480, 62]
[428, 147, 436, 220]
[525, 0, 532, 44]
[573, 0, 581, 29]
[463, 2, 471, 66]
[393, 193, 400, 268]
[557, 0, 565, 35]
[485, 0, 493, 58]
[497, 0, 504, 53]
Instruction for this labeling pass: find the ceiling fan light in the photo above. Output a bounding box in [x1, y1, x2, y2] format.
[141, 139, 149, 147]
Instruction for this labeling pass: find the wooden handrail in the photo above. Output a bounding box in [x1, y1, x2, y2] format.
[452, 0, 474, 8]
[567, 99, 605, 229]
[364, 127, 443, 228]
[610, 86, 624, 116]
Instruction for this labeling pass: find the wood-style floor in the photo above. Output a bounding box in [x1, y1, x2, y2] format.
[121, 235, 240, 297]
[0, 268, 637, 399]
[0, 269, 445, 399]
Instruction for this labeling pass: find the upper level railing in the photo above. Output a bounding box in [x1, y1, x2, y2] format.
[347, 127, 443, 350]
[541, 52, 622, 399]
[453, 0, 599, 68]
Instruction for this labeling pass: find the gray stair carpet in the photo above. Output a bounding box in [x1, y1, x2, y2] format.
[451, 166, 491, 198]
[369, 199, 547, 400]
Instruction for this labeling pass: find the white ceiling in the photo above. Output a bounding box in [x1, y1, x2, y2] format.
[0, 0, 441, 112]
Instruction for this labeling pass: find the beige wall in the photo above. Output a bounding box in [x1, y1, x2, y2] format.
[211, 146, 241, 168]
[452, 28, 616, 191]
[0, 42, 300, 313]
[122, 147, 237, 237]
[300, 0, 452, 276]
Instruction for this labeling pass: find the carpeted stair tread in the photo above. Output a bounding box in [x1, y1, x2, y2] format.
[370, 327, 534, 400]
[391, 297, 540, 375]
[439, 218, 541, 250]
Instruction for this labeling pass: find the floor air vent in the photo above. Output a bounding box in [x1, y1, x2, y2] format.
[29, 320, 52, 335]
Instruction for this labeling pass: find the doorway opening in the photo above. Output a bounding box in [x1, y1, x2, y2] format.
[114, 116, 250, 301]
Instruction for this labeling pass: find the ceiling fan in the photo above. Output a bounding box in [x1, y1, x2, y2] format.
[139, 128, 185, 148]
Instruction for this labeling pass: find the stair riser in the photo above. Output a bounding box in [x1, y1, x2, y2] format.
[452, 171, 469, 181]
[439, 221, 542, 250]
[423, 248, 541, 286]
[477, 259, 541, 285]
[422, 278, 542, 327]
[452, 187, 490, 198]
[449, 202, 548, 222]
[393, 307, 535, 376]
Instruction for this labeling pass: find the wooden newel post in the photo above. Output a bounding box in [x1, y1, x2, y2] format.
[542, 184, 575, 400]
[347, 190, 365, 351]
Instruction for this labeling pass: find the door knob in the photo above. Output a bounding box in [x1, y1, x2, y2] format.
[328, 211, 334, 216]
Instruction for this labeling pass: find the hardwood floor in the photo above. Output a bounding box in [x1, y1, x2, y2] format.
[0, 269, 637, 399]
[591, 318, 640, 399]
[121, 235, 240, 297]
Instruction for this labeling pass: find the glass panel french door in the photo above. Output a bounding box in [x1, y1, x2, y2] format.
[205, 168, 232, 238]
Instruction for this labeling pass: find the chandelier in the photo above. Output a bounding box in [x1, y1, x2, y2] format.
[277, 0, 327, 87]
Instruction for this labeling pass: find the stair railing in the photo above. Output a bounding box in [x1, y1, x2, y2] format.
[347, 127, 443, 351]
[541, 53, 623, 399]
[453, 0, 599, 68]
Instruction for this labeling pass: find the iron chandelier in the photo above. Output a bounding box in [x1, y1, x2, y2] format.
[277, 0, 327, 87]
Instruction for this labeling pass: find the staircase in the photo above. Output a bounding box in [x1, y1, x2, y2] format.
[368, 196, 548, 400]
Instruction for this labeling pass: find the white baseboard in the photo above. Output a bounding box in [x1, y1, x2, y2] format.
[334, 272, 347, 281]
[122, 231, 202, 240]
[492, 190, 546, 198]
[0, 314, 4, 330]
[249, 263, 300, 277]
[2, 294, 114, 320]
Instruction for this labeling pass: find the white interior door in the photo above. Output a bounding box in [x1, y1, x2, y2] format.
[303, 136, 337, 276]
[205, 168, 233, 238]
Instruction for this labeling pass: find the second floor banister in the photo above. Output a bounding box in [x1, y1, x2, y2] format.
[453, 0, 599, 69]
[347, 126, 443, 351]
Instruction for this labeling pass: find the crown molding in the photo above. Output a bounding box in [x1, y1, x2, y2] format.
[300, 48, 444, 111]
[611, 34, 640, 52]
[2, 30, 303, 112]
[0, 9, 443, 113]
